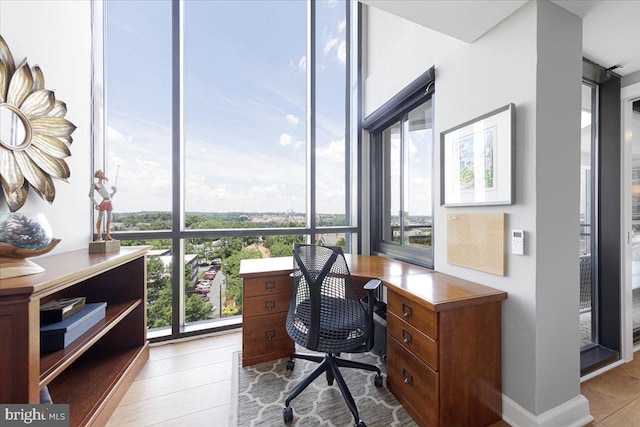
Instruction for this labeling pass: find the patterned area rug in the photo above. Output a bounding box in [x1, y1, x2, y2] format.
[230, 350, 417, 427]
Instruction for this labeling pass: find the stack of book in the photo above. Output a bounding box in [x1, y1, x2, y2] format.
[40, 298, 107, 352]
[40, 297, 87, 325]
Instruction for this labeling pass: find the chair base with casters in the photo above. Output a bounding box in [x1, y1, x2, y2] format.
[282, 351, 383, 427]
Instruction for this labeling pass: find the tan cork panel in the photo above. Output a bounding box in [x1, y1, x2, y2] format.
[446, 213, 506, 276]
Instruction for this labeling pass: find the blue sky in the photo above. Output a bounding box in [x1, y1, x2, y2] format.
[106, 0, 347, 214]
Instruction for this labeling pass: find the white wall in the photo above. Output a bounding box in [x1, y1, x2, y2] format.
[0, 0, 93, 253]
[364, 0, 588, 424]
[624, 70, 640, 88]
[534, 1, 583, 415]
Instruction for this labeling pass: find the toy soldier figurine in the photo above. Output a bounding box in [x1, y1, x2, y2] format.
[89, 169, 117, 241]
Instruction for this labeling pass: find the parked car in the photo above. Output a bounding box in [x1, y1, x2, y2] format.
[203, 271, 216, 280]
[198, 280, 211, 287]
[194, 286, 209, 294]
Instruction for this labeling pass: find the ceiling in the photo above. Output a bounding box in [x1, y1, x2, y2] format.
[360, 0, 640, 77]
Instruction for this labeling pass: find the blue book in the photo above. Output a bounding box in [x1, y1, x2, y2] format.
[40, 302, 107, 352]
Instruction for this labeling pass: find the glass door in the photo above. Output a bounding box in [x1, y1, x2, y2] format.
[629, 99, 640, 344]
[579, 70, 622, 375]
[579, 82, 596, 349]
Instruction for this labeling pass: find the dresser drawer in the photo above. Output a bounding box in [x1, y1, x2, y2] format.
[387, 289, 437, 339]
[243, 274, 291, 298]
[244, 292, 291, 317]
[388, 311, 438, 371]
[243, 312, 292, 357]
[387, 336, 438, 427]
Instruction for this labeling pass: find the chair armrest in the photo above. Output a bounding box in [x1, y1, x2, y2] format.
[364, 279, 381, 291]
[362, 279, 382, 352]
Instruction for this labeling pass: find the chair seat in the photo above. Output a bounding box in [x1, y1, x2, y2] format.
[292, 297, 366, 345]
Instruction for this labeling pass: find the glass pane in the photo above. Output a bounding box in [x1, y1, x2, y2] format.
[403, 99, 433, 249]
[183, 239, 220, 325]
[579, 83, 595, 348]
[106, 2, 172, 223]
[383, 122, 401, 243]
[121, 240, 173, 338]
[184, 234, 304, 322]
[315, 0, 347, 225]
[631, 99, 640, 336]
[315, 232, 349, 253]
[183, 1, 306, 226]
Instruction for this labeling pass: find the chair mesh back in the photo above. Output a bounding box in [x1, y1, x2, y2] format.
[286, 244, 368, 353]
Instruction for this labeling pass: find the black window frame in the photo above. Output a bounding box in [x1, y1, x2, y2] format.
[95, 0, 359, 342]
[364, 67, 435, 268]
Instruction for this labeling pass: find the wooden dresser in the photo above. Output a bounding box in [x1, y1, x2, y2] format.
[239, 255, 507, 426]
[240, 256, 294, 366]
[0, 247, 150, 426]
[384, 273, 505, 427]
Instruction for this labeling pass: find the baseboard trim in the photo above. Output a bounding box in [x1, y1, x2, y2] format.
[502, 394, 594, 427]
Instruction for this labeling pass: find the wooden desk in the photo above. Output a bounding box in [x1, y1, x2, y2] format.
[239, 255, 507, 427]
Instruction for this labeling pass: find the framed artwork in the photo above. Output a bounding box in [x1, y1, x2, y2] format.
[441, 103, 515, 206]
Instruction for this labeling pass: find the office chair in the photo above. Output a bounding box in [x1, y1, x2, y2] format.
[283, 243, 383, 427]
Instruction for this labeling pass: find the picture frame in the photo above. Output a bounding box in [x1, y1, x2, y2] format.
[441, 103, 515, 206]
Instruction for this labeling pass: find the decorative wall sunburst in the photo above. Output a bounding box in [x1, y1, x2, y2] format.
[0, 35, 76, 212]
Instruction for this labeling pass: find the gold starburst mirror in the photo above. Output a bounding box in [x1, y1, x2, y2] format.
[0, 35, 76, 212]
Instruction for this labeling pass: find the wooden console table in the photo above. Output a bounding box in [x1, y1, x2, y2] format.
[239, 255, 507, 427]
[0, 247, 150, 426]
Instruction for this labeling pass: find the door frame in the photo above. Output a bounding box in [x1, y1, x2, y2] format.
[621, 81, 640, 360]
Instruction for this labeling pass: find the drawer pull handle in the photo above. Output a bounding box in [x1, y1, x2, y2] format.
[402, 329, 412, 344]
[402, 368, 413, 385]
[265, 330, 275, 341]
[265, 281, 276, 292]
[402, 303, 413, 318]
[265, 300, 276, 311]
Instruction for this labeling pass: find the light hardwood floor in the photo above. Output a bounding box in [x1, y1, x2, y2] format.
[108, 330, 639, 426]
[107, 330, 242, 427]
[581, 350, 640, 426]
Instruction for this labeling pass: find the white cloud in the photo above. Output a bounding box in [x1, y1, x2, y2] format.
[316, 138, 345, 163]
[337, 19, 346, 33]
[107, 126, 133, 145]
[279, 133, 294, 146]
[180, 133, 308, 212]
[286, 114, 300, 125]
[290, 56, 306, 72]
[337, 40, 346, 65]
[281, 134, 304, 150]
[108, 155, 172, 212]
[322, 34, 346, 65]
[324, 38, 338, 55]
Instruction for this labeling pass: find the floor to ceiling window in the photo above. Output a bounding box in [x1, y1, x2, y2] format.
[97, 0, 358, 340]
[627, 99, 640, 344]
[580, 61, 622, 376]
[579, 81, 597, 349]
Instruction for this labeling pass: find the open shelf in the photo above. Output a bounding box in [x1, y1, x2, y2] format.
[40, 299, 143, 386]
[0, 247, 150, 426]
[47, 344, 149, 427]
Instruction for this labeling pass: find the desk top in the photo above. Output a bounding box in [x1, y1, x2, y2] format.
[240, 254, 507, 312]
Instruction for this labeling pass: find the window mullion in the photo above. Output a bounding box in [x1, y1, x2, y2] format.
[170, 0, 184, 336]
[307, 0, 316, 242]
[400, 114, 407, 245]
